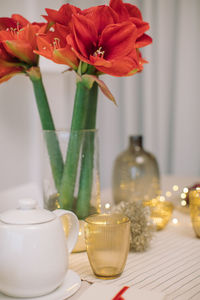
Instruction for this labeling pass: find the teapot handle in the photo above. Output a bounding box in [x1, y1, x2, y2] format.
[53, 209, 79, 253]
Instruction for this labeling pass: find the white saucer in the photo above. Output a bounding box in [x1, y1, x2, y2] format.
[0, 270, 81, 300]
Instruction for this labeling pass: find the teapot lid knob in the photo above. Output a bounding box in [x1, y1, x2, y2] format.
[19, 199, 37, 210]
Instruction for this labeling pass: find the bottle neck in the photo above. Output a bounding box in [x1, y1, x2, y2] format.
[129, 136, 143, 151]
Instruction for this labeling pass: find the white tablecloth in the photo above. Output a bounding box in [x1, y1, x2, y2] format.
[69, 210, 200, 300]
[68, 175, 200, 300]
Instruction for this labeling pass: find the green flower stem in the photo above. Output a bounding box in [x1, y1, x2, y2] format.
[76, 82, 98, 219]
[28, 67, 63, 190]
[85, 83, 98, 129]
[59, 81, 91, 210]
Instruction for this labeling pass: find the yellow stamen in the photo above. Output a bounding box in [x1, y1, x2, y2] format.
[7, 25, 21, 38]
[94, 46, 105, 58]
[52, 37, 61, 50]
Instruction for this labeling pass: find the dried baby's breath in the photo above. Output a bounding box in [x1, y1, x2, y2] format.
[113, 201, 154, 252]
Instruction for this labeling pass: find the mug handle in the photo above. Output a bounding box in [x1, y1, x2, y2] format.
[53, 209, 79, 253]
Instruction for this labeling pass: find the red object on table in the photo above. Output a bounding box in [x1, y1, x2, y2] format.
[112, 286, 129, 300]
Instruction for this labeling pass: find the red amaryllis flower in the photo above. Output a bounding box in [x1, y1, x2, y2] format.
[35, 24, 79, 70]
[67, 9, 140, 77]
[0, 14, 45, 83]
[35, 3, 81, 70]
[109, 0, 152, 48]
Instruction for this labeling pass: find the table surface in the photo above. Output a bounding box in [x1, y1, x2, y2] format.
[68, 175, 200, 300]
[68, 211, 200, 300]
[0, 175, 200, 300]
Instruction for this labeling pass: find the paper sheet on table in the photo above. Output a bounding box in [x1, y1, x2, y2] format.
[78, 283, 166, 300]
[70, 211, 200, 300]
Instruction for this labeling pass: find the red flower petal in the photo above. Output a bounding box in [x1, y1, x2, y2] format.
[0, 44, 8, 60]
[110, 0, 142, 21]
[3, 40, 36, 64]
[36, 33, 79, 69]
[0, 30, 13, 41]
[45, 4, 81, 26]
[0, 43, 14, 61]
[124, 3, 142, 19]
[109, 0, 153, 51]
[36, 27, 68, 57]
[66, 33, 91, 65]
[11, 14, 30, 26]
[0, 17, 17, 30]
[82, 5, 119, 35]
[53, 46, 79, 69]
[135, 33, 152, 48]
[109, 0, 129, 21]
[55, 23, 71, 39]
[89, 55, 112, 68]
[72, 14, 98, 58]
[99, 22, 137, 59]
[35, 35, 53, 60]
[129, 49, 147, 72]
[130, 17, 150, 38]
[95, 56, 138, 77]
[17, 24, 39, 51]
[45, 8, 65, 25]
[0, 67, 21, 83]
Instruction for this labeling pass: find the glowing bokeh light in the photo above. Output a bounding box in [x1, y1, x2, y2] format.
[181, 193, 186, 199]
[166, 191, 172, 197]
[173, 185, 179, 191]
[172, 218, 178, 224]
[160, 196, 165, 202]
[181, 200, 187, 206]
[105, 203, 111, 209]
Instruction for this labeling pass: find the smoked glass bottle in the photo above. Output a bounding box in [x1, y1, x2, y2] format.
[112, 135, 160, 204]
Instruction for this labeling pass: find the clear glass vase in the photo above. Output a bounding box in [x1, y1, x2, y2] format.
[112, 135, 160, 204]
[42, 129, 101, 219]
[42, 129, 101, 252]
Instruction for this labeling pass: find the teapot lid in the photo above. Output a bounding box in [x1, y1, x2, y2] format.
[0, 199, 55, 225]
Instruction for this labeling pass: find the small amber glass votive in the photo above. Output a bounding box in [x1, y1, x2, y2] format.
[189, 189, 200, 238]
[143, 199, 174, 230]
[84, 213, 130, 279]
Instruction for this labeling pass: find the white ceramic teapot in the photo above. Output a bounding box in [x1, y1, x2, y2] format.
[0, 198, 79, 298]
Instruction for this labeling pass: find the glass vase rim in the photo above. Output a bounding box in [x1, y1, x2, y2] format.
[85, 213, 130, 225]
[43, 128, 98, 133]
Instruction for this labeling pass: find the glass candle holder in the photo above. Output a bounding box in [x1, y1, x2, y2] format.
[189, 189, 200, 238]
[84, 213, 130, 279]
[143, 198, 174, 230]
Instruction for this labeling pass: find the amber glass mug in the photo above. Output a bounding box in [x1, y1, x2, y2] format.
[84, 213, 130, 279]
